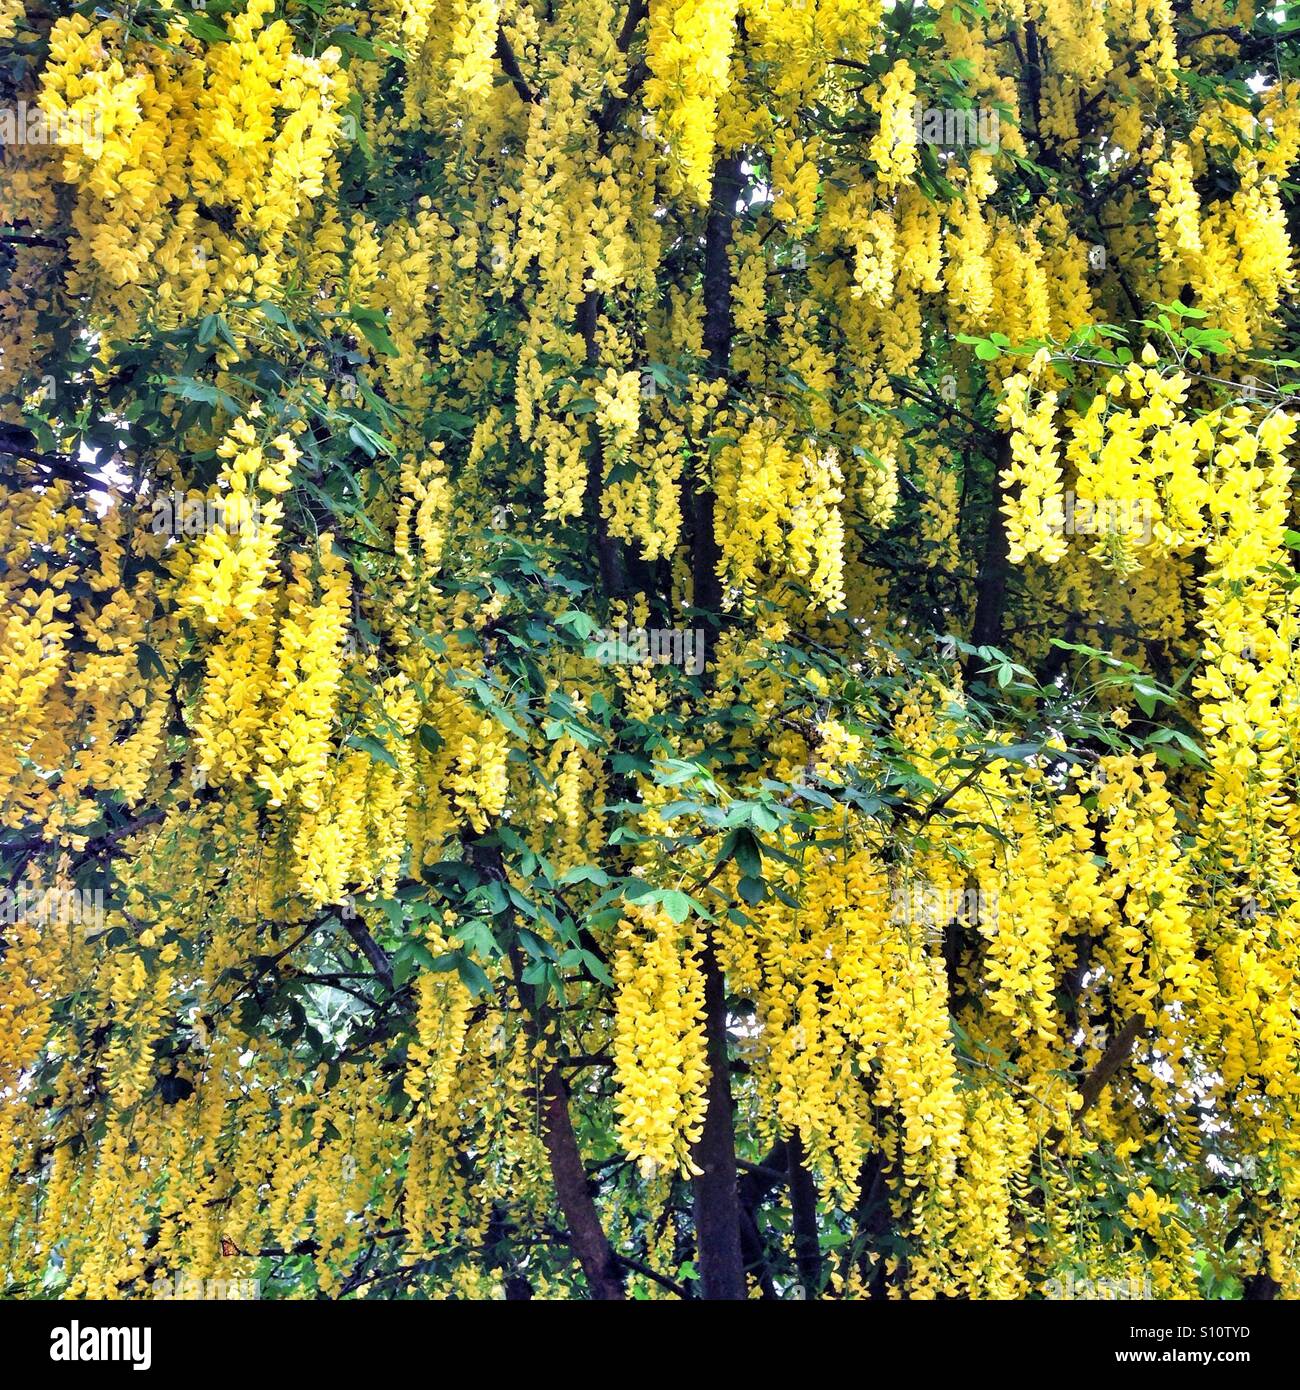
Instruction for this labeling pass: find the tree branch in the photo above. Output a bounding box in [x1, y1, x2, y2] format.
[1077, 1014, 1143, 1118]
[343, 917, 393, 992]
[494, 30, 535, 105]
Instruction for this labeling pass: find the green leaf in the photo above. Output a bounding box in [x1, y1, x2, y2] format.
[136, 642, 167, 681]
[186, 14, 231, 42]
[579, 950, 614, 987]
[738, 875, 767, 906]
[725, 827, 764, 879]
[559, 864, 611, 888]
[660, 890, 692, 923]
[345, 733, 398, 769]
[456, 957, 492, 997]
[354, 316, 399, 357]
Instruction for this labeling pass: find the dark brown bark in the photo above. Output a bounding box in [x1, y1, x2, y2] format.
[690, 934, 746, 1299]
[342, 918, 393, 991]
[739, 1208, 777, 1299]
[786, 1132, 822, 1296]
[850, 1151, 895, 1299]
[964, 433, 1012, 682]
[535, 1062, 625, 1299]
[0, 232, 65, 249]
[493, 31, 536, 105]
[691, 154, 744, 626]
[1077, 1014, 1143, 1118]
[679, 149, 748, 1300]
[737, 1137, 788, 1297]
[472, 841, 624, 1300]
[1243, 1271, 1279, 1300]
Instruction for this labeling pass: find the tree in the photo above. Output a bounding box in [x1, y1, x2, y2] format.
[1, 0, 1298, 1302]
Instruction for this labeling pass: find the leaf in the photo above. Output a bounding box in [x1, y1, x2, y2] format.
[723, 826, 764, 879]
[456, 958, 492, 997]
[354, 316, 399, 357]
[653, 759, 706, 787]
[559, 864, 611, 888]
[168, 377, 241, 415]
[738, 875, 767, 906]
[579, 950, 614, 987]
[345, 733, 398, 769]
[660, 890, 692, 923]
[186, 14, 231, 42]
[136, 642, 167, 681]
[330, 28, 380, 60]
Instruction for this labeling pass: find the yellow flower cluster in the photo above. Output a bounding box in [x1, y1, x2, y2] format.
[1064, 353, 1201, 575]
[1149, 140, 1202, 263]
[644, 0, 740, 201]
[254, 540, 351, 812]
[36, 2, 351, 338]
[998, 374, 1066, 564]
[771, 129, 820, 235]
[867, 61, 918, 192]
[593, 368, 641, 457]
[179, 414, 295, 630]
[714, 421, 846, 611]
[612, 902, 708, 1177]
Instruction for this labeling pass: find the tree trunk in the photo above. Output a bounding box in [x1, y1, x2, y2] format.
[536, 1063, 625, 1300]
[787, 1132, 822, 1296]
[478, 834, 626, 1301]
[683, 149, 748, 1300]
[691, 935, 746, 1298]
[964, 433, 1012, 683]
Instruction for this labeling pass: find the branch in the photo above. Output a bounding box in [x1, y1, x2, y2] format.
[963, 434, 1012, 683]
[787, 1133, 822, 1296]
[690, 928, 747, 1299]
[1, 806, 167, 859]
[889, 376, 1002, 450]
[614, 1252, 690, 1299]
[494, 30, 535, 105]
[1077, 1014, 1143, 1118]
[615, 0, 649, 52]
[1, 231, 65, 249]
[343, 917, 394, 991]
[472, 839, 625, 1300]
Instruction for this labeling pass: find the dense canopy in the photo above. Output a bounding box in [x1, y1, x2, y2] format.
[2, 0, 1299, 1300]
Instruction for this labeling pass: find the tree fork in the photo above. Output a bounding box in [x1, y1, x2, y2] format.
[475, 841, 625, 1300]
